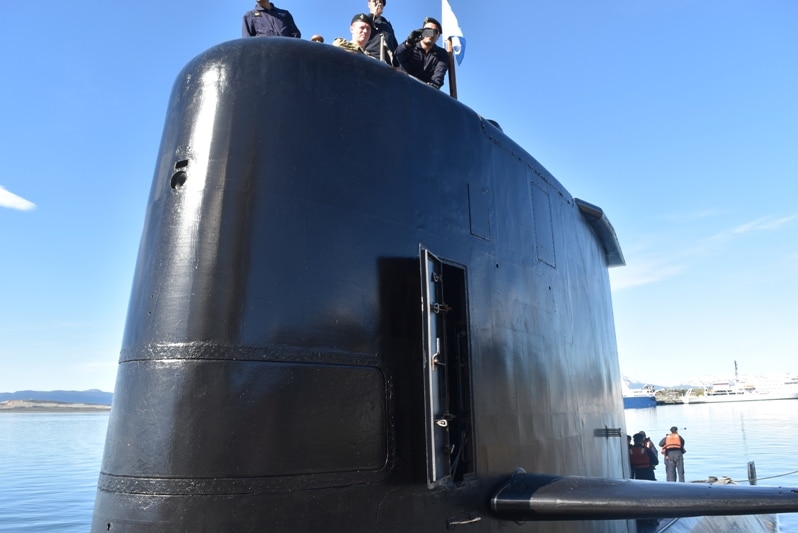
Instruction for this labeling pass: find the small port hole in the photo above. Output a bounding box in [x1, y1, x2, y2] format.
[170, 171, 188, 190]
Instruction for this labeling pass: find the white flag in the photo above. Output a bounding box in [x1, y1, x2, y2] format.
[442, 0, 466, 65]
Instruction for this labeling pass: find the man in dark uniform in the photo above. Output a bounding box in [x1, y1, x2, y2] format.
[242, 0, 301, 38]
[395, 17, 449, 89]
[364, 0, 398, 66]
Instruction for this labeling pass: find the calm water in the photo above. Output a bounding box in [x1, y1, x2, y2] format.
[1, 404, 798, 531]
[0, 412, 108, 532]
[625, 401, 798, 484]
[626, 400, 798, 532]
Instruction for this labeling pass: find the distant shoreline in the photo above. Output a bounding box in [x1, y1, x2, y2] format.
[0, 400, 111, 413]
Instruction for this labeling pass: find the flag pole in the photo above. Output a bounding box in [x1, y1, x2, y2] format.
[446, 38, 458, 99]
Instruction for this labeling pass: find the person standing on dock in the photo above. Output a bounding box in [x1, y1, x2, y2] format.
[638, 430, 659, 465]
[630, 433, 657, 480]
[659, 426, 686, 482]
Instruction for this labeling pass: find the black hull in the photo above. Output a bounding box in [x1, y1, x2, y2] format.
[94, 38, 631, 532]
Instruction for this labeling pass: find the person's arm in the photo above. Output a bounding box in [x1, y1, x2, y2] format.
[242, 13, 255, 37]
[385, 41, 399, 67]
[286, 13, 301, 38]
[647, 440, 658, 454]
[332, 38, 363, 53]
[647, 446, 658, 465]
[383, 21, 399, 51]
[396, 30, 422, 66]
[394, 41, 414, 69]
[428, 49, 449, 89]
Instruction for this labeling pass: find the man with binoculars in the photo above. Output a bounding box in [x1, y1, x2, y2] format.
[395, 17, 449, 89]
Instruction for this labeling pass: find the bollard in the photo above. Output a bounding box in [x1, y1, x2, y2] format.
[748, 461, 757, 485]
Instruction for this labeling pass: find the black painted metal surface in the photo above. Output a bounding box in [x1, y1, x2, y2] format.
[493, 472, 798, 521]
[93, 37, 640, 532]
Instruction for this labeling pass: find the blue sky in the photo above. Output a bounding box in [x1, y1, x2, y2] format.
[1, 1, 796, 392]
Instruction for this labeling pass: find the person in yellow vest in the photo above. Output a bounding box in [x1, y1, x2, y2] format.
[659, 426, 685, 482]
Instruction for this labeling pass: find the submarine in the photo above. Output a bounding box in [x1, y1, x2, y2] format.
[92, 38, 798, 532]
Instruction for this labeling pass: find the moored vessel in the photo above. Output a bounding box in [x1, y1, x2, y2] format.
[684, 365, 798, 404]
[91, 38, 798, 532]
[623, 384, 657, 409]
[684, 380, 798, 404]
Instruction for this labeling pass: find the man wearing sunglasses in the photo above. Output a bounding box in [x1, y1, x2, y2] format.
[395, 17, 449, 89]
[364, 0, 398, 66]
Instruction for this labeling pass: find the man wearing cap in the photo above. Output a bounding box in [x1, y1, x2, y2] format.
[364, 0, 398, 66]
[659, 426, 686, 482]
[395, 17, 449, 89]
[629, 433, 657, 480]
[242, 0, 301, 38]
[333, 14, 373, 55]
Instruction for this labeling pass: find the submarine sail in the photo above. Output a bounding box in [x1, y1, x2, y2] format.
[92, 38, 798, 532]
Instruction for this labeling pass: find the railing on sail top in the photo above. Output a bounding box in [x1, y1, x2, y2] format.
[446, 38, 458, 100]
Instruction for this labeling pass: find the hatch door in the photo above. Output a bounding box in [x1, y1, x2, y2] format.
[420, 246, 477, 487]
[421, 247, 452, 485]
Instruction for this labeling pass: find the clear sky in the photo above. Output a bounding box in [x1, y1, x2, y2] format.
[1, 1, 796, 393]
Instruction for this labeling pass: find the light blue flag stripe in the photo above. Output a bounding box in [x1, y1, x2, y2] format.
[442, 0, 466, 65]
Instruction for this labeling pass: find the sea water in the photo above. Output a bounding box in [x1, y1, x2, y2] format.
[1, 404, 798, 531]
[626, 400, 798, 532]
[0, 412, 108, 532]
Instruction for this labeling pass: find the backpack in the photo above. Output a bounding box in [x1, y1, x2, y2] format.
[648, 447, 659, 466]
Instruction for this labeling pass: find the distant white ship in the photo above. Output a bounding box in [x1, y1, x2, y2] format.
[683, 375, 798, 404]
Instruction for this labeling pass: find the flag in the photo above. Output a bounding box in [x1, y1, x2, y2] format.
[442, 0, 466, 65]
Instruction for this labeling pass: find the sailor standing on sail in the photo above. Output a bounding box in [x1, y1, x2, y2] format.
[659, 426, 686, 482]
[242, 0, 301, 38]
[364, 0, 398, 65]
[332, 14, 373, 55]
[395, 17, 449, 89]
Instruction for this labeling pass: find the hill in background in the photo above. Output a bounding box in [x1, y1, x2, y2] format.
[0, 389, 112, 405]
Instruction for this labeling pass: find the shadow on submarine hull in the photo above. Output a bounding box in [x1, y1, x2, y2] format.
[92, 38, 798, 532]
